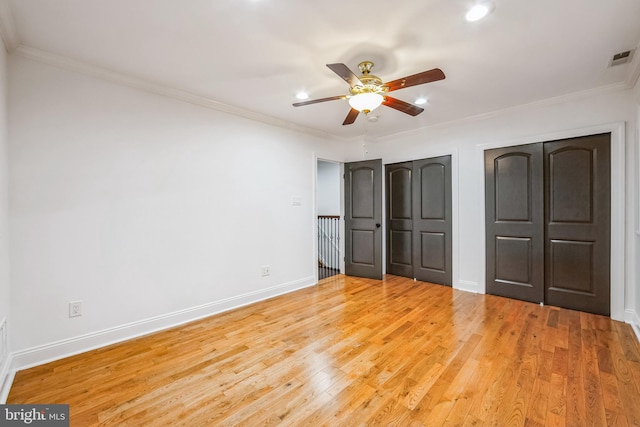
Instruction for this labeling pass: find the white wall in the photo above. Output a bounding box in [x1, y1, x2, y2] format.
[7, 54, 346, 365]
[343, 87, 638, 322]
[633, 78, 640, 335]
[316, 160, 340, 216]
[5, 49, 640, 374]
[0, 44, 11, 393]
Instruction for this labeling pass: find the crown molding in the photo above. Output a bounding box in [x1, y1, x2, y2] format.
[373, 82, 630, 143]
[14, 45, 346, 142]
[11, 41, 640, 145]
[0, 0, 18, 52]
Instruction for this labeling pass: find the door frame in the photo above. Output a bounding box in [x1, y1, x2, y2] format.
[476, 122, 625, 320]
[313, 156, 345, 283]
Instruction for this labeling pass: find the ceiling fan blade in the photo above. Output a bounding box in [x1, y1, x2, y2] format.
[292, 95, 346, 107]
[342, 108, 359, 125]
[326, 63, 364, 88]
[384, 68, 445, 92]
[383, 96, 424, 116]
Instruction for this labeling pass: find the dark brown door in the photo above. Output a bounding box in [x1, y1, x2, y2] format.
[345, 159, 383, 280]
[485, 143, 545, 304]
[386, 162, 414, 278]
[385, 156, 452, 285]
[412, 156, 452, 285]
[485, 134, 611, 315]
[544, 134, 611, 315]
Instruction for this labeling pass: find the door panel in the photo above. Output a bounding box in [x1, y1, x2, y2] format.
[351, 168, 375, 218]
[386, 162, 413, 277]
[544, 134, 610, 315]
[495, 154, 532, 221]
[351, 230, 375, 265]
[345, 159, 383, 279]
[495, 236, 532, 285]
[420, 163, 446, 219]
[548, 149, 593, 222]
[390, 230, 412, 266]
[549, 240, 594, 293]
[389, 167, 413, 219]
[420, 232, 446, 272]
[485, 144, 545, 303]
[413, 156, 452, 285]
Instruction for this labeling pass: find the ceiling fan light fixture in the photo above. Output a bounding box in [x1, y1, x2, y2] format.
[415, 97, 428, 105]
[348, 92, 384, 114]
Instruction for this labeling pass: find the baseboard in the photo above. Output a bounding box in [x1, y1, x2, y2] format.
[10, 276, 316, 373]
[0, 316, 9, 402]
[455, 280, 479, 294]
[625, 309, 640, 343]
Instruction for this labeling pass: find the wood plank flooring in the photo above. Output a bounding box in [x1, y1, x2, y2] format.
[8, 274, 640, 426]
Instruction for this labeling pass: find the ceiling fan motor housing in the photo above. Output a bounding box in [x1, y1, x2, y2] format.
[349, 61, 389, 102]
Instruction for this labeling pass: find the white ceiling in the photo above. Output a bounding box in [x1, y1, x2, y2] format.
[4, 0, 640, 139]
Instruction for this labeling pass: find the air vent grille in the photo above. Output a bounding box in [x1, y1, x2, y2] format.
[609, 49, 635, 67]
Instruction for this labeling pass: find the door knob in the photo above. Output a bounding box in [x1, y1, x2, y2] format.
[376, 223, 381, 228]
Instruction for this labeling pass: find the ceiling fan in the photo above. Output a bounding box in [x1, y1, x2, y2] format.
[293, 61, 445, 125]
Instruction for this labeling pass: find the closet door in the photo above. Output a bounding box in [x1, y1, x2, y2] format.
[485, 144, 545, 303]
[385, 156, 452, 285]
[386, 162, 414, 277]
[412, 156, 452, 285]
[544, 133, 610, 316]
[485, 134, 611, 315]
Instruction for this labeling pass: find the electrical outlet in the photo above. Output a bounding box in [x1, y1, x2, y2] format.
[69, 301, 82, 318]
[261, 266, 271, 276]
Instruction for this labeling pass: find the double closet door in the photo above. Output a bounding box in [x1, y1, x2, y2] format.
[485, 133, 611, 315]
[386, 155, 452, 286]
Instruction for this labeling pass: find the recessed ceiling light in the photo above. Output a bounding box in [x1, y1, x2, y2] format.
[295, 91, 309, 100]
[415, 97, 428, 105]
[465, 3, 491, 22]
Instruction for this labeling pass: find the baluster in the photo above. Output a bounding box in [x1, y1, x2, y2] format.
[331, 217, 334, 270]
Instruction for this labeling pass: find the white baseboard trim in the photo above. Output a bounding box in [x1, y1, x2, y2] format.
[625, 309, 640, 343]
[455, 280, 479, 294]
[0, 316, 9, 403]
[10, 276, 316, 373]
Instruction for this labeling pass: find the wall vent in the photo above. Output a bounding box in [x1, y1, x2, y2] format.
[609, 49, 635, 67]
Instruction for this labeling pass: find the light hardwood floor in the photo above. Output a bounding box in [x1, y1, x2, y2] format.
[8, 274, 640, 426]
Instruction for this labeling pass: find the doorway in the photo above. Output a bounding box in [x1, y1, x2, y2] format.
[485, 133, 611, 315]
[317, 160, 342, 280]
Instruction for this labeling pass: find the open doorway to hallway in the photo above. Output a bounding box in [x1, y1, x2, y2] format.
[317, 160, 342, 280]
